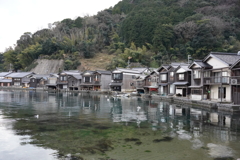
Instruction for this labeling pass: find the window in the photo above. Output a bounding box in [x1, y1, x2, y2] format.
[160, 74, 167, 81]
[113, 73, 122, 80]
[193, 70, 201, 79]
[179, 74, 184, 80]
[192, 89, 202, 95]
[14, 82, 20, 86]
[95, 75, 100, 81]
[84, 77, 91, 82]
[148, 78, 151, 82]
[214, 72, 221, 83]
[204, 71, 211, 77]
[60, 76, 67, 81]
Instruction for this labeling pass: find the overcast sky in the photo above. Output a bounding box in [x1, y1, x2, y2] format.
[0, 0, 121, 53]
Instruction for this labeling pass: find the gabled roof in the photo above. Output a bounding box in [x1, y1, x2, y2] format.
[189, 60, 212, 69]
[63, 70, 81, 75]
[0, 72, 12, 77]
[81, 70, 94, 75]
[114, 68, 142, 74]
[168, 62, 188, 72]
[7, 72, 34, 78]
[203, 52, 240, 66]
[149, 70, 159, 76]
[0, 79, 12, 83]
[130, 68, 150, 73]
[32, 74, 50, 79]
[94, 70, 111, 75]
[176, 64, 191, 73]
[72, 75, 82, 80]
[157, 65, 170, 72]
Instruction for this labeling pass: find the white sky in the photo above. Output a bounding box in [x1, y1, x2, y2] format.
[0, 0, 121, 53]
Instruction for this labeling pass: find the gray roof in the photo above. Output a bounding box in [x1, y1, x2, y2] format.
[0, 79, 12, 83]
[204, 52, 240, 66]
[189, 60, 212, 69]
[82, 71, 94, 75]
[0, 72, 12, 77]
[114, 68, 142, 74]
[72, 75, 82, 79]
[173, 82, 189, 85]
[32, 74, 50, 79]
[178, 65, 191, 72]
[157, 65, 170, 72]
[95, 70, 111, 75]
[7, 72, 34, 78]
[63, 71, 81, 75]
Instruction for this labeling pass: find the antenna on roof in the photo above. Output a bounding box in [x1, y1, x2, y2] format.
[238, 51, 240, 56]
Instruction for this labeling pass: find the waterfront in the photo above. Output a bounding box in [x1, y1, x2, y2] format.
[0, 90, 240, 160]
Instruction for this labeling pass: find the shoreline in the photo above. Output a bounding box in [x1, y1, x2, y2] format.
[1, 86, 240, 113]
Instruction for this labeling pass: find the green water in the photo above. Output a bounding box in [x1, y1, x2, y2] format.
[0, 90, 239, 160]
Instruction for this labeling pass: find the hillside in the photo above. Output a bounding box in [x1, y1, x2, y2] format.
[2, 0, 240, 72]
[31, 59, 64, 74]
[78, 53, 116, 71]
[30, 53, 116, 74]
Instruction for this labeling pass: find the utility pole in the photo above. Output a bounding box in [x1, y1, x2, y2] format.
[188, 55, 192, 64]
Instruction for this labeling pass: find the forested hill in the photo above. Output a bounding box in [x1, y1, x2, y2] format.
[2, 0, 240, 72]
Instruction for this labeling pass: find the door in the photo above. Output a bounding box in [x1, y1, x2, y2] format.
[218, 87, 226, 99]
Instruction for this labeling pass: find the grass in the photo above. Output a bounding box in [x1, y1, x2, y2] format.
[78, 52, 116, 71]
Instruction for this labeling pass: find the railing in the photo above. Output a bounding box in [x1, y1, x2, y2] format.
[134, 81, 144, 88]
[94, 81, 100, 84]
[203, 76, 229, 84]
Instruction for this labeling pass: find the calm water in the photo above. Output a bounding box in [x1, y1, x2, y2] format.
[0, 90, 240, 160]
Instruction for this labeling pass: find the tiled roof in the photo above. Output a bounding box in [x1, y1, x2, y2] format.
[193, 60, 212, 69]
[0, 72, 12, 77]
[95, 70, 111, 75]
[72, 75, 82, 79]
[0, 79, 12, 83]
[205, 52, 240, 65]
[63, 71, 81, 75]
[115, 68, 142, 74]
[7, 72, 34, 78]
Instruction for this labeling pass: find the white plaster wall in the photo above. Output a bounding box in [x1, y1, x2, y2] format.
[176, 89, 182, 95]
[211, 85, 219, 100]
[191, 95, 202, 100]
[170, 84, 175, 94]
[225, 85, 231, 101]
[160, 86, 163, 94]
[210, 85, 231, 101]
[206, 57, 228, 69]
[176, 68, 186, 73]
[211, 85, 231, 101]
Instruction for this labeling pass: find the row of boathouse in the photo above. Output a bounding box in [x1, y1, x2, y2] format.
[1, 52, 240, 106]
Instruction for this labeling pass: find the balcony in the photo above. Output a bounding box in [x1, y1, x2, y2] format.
[94, 81, 100, 85]
[203, 76, 229, 85]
